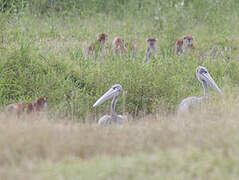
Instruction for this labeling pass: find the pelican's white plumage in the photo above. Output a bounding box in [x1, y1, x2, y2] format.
[93, 84, 127, 125]
[178, 66, 222, 114]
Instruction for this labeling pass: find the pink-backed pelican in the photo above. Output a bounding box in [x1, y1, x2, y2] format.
[178, 66, 222, 114]
[93, 84, 127, 125]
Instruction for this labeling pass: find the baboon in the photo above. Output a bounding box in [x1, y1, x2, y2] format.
[6, 97, 48, 118]
[145, 38, 157, 62]
[183, 35, 195, 50]
[175, 39, 184, 55]
[112, 37, 127, 56]
[175, 36, 195, 56]
[86, 33, 108, 58]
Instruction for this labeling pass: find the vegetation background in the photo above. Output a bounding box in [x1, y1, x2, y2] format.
[0, 0, 239, 179]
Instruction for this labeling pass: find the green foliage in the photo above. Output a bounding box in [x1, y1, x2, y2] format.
[1, 0, 238, 19]
[0, 44, 238, 120]
[0, 0, 239, 121]
[39, 148, 239, 180]
[0, 0, 28, 12]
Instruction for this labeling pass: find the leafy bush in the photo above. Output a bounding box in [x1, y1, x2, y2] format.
[0, 0, 239, 121]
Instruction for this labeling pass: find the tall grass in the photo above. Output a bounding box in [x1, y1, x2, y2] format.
[0, 0, 239, 121]
[0, 11, 239, 120]
[0, 95, 239, 179]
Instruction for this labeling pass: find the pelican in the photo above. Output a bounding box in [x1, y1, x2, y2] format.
[93, 84, 126, 125]
[178, 66, 222, 114]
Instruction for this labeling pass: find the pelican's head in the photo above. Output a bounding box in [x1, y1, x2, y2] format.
[196, 66, 222, 94]
[93, 84, 122, 107]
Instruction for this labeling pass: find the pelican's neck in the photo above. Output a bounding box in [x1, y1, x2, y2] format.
[111, 95, 119, 120]
[202, 80, 209, 98]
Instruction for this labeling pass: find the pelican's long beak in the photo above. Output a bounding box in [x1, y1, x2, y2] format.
[203, 73, 222, 94]
[93, 88, 117, 107]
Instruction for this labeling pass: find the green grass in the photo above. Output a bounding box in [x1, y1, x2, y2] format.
[38, 148, 239, 180]
[0, 1, 239, 179]
[0, 6, 238, 120]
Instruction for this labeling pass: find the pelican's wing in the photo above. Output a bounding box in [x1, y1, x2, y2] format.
[98, 115, 112, 125]
[116, 115, 128, 125]
[177, 96, 201, 114]
[98, 115, 127, 125]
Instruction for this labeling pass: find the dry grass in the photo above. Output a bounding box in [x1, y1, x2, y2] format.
[0, 95, 239, 179]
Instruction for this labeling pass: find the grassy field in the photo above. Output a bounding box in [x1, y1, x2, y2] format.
[1, 97, 239, 179]
[0, 0, 239, 179]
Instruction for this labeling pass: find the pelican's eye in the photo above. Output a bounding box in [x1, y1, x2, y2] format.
[200, 68, 207, 74]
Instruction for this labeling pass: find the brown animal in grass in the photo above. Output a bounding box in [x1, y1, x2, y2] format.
[86, 33, 108, 58]
[6, 97, 48, 118]
[145, 38, 157, 62]
[183, 35, 195, 50]
[112, 37, 127, 56]
[175, 36, 195, 56]
[175, 39, 184, 55]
